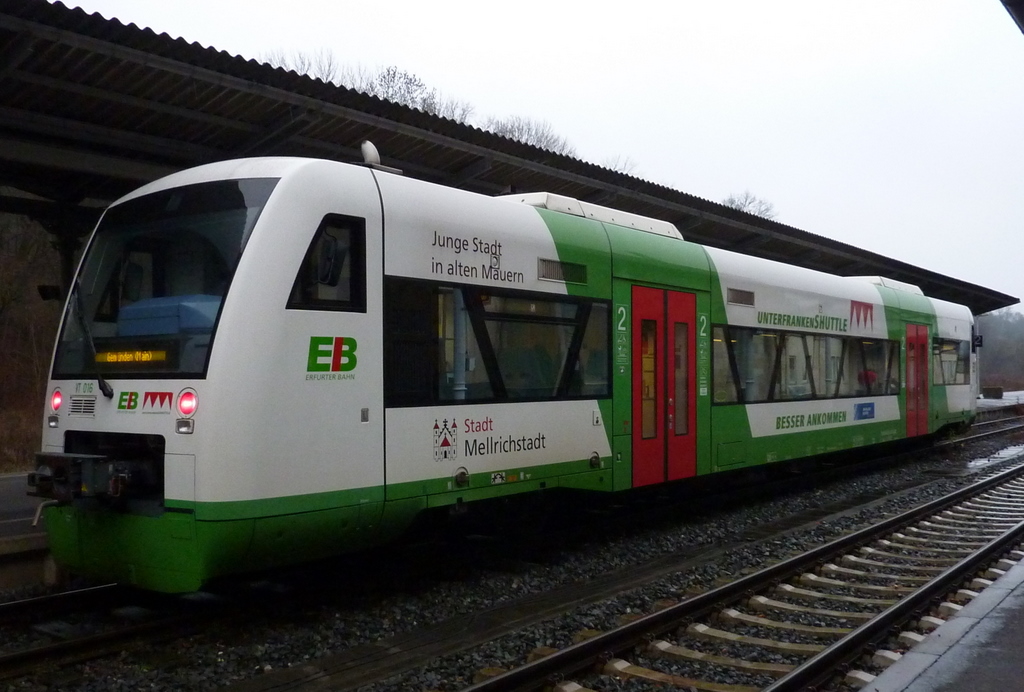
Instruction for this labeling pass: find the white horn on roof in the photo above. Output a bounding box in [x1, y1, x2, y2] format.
[358, 140, 402, 175]
[361, 140, 381, 165]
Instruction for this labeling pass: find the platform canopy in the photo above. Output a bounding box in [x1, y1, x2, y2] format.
[1003, 0, 1024, 34]
[0, 0, 1016, 314]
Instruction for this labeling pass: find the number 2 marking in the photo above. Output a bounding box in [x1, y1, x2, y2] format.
[617, 305, 628, 331]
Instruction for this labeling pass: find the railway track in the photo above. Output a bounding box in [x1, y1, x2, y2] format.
[0, 584, 223, 684]
[459, 457, 1024, 692]
[3, 427, 1024, 690]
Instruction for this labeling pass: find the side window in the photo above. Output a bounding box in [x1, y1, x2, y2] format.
[733, 328, 779, 403]
[712, 324, 901, 404]
[712, 326, 739, 403]
[287, 216, 366, 312]
[932, 338, 969, 385]
[384, 278, 610, 407]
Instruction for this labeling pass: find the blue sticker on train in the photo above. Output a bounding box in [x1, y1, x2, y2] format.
[854, 403, 875, 420]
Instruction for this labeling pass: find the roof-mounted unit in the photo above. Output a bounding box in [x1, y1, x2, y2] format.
[505, 192, 682, 240]
[848, 276, 924, 295]
[359, 140, 402, 175]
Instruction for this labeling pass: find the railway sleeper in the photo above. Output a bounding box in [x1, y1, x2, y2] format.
[648, 639, 795, 677]
[551, 683, 596, 692]
[841, 554, 945, 573]
[603, 657, 759, 692]
[962, 499, 1024, 511]
[685, 622, 825, 654]
[983, 495, 1024, 506]
[799, 573, 915, 597]
[931, 514, 1020, 528]
[893, 530, 985, 547]
[917, 519, 1006, 534]
[864, 545, 962, 563]
[951, 511, 1024, 523]
[905, 526, 992, 541]
[944, 508, 1024, 520]
[717, 607, 852, 637]
[821, 563, 931, 583]
[777, 581, 896, 606]
[747, 594, 875, 621]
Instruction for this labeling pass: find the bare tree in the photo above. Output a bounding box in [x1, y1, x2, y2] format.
[601, 154, 639, 175]
[263, 48, 341, 84]
[263, 51, 474, 123]
[482, 115, 576, 156]
[367, 66, 474, 121]
[722, 190, 777, 220]
[0, 214, 63, 471]
[977, 308, 1024, 390]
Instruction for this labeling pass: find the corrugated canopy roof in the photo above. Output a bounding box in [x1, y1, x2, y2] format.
[0, 0, 1016, 314]
[1004, 0, 1024, 34]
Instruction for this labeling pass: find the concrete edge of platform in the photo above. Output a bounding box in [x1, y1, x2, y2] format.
[863, 561, 1024, 692]
[0, 532, 48, 556]
[0, 532, 57, 590]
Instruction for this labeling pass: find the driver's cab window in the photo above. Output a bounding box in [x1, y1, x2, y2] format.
[287, 215, 366, 312]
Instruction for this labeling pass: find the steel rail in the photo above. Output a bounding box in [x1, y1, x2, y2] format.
[461, 458, 1024, 692]
[0, 584, 121, 621]
[0, 610, 203, 680]
[764, 517, 1024, 691]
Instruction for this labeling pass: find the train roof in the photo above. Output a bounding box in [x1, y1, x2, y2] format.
[0, 0, 1017, 315]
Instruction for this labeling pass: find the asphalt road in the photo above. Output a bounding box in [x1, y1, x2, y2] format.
[0, 473, 45, 539]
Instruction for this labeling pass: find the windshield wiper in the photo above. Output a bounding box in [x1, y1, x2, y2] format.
[72, 278, 114, 399]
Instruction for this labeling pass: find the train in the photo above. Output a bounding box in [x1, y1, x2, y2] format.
[28, 153, 978, 592]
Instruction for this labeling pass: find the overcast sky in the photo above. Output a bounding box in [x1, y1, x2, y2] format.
[58, 0, 1024, 311]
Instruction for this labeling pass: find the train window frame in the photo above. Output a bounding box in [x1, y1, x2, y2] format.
[711, 323, 901, 405]
[932, 338, 970, 385]
[51, 178, 278, 380]
[286, 214, 366, 313]
[383, 277, 611, 407]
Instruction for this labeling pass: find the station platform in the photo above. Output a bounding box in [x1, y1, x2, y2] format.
[975, 390, 1023, 416]
[976, 390, 1024, 408]
[862, 396, 1024, 691]
[865, 556, 1024, 692]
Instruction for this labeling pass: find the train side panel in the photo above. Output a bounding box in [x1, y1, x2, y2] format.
[376, 174, 616, 505]
[704, 248, 906, 471]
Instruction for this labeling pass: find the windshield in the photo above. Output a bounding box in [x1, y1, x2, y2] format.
[53, 178, 279, 379]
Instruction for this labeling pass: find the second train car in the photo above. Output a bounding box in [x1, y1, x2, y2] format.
[29, 155, 977, 592]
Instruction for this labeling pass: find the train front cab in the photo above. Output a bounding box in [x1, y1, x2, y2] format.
[30, 159, 398, 593]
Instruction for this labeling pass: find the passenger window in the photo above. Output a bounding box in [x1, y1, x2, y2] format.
[383, 277, 610, 407]
[287, 216, 366, 312]
[932, 338, 969, 385]
[712, 325, 901, 404]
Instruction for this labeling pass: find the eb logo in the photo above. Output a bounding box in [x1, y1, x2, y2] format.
[117, 391, 173, 411]
[307, 336, 358, 372]
[118, 391, 139, 410]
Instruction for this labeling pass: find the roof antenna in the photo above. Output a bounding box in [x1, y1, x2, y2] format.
[361, 140, 380, 165]
[359, 140, 402, 175]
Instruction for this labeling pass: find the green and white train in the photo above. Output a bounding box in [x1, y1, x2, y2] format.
[29, 155, 978, 592]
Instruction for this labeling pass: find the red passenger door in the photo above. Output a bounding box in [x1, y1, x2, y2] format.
[906, 324, 929, 437]
[632, 286, 697, 487]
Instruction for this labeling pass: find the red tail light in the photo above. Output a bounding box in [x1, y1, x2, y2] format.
[177, 389, 198, 417]
[51, 389, 62, 412]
